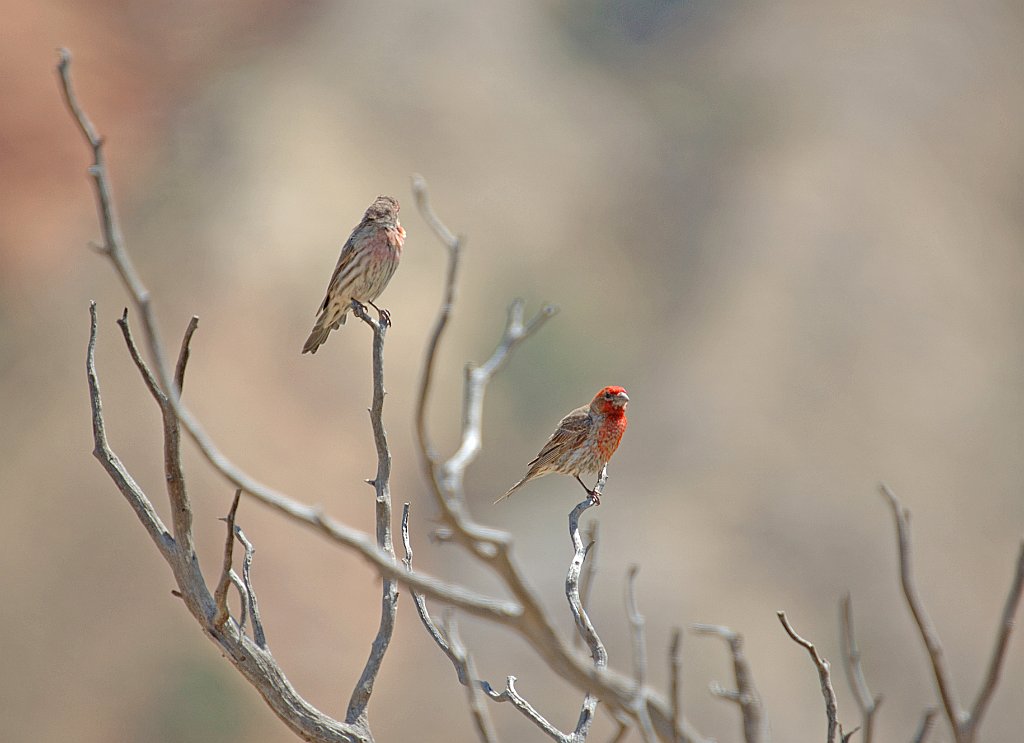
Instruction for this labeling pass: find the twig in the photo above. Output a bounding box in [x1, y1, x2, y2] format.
[839, 594, 881, 743]
[114, 309, 197, 565]
[879, 484, 964, 738]
[912, 709, 938, 743]
[625, 566, 656, 743]
[962, 540, 1024, 742]
[175, 316, 199, 392]
[440, 614, 499, 743]
[625, 566, 648, 689]
[607, 721, 629, 743]
[575, 520, 600, 650]
[668, 629, 682, 741]
[566, 495, 606, 741]
[229, 571, 248, 635]
[234, 525, 266, 648]
[777, 611, 839, 743]
[345, 301, 399, 726]
[214, 490, 243, 630]
[400, 504, 499, 740]
[691, 624, 764, 743]
[86, 303, 175, 562]
[411, 173, 461, 466]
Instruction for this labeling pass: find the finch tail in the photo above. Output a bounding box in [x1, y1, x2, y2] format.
[302, 312, 347, 354]
[302, 324, 331, 354]
[494, 479, 526, 504]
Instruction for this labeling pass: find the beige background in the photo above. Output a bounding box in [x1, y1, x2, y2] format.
[2, 1, 1022, 741]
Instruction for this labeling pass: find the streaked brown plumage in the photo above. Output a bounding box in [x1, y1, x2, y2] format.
[302, 195, 405, 354]
[496, 386, 629, 505]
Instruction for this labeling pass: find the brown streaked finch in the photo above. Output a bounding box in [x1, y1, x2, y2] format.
[302, 195, 406, 354]
[496, 386, 629, 505]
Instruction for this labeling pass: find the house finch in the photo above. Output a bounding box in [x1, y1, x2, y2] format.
[302, 195, 406, 354]
[496, 386, 629, 505]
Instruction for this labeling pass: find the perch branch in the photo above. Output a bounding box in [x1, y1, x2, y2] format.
[575, 520, 600, 650]
[345, 302, 399, 725]
[777, 611, 839, 743]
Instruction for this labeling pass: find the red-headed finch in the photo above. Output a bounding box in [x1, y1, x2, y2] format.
[302, 195, 406, 354]
[496, 386, 629, 505]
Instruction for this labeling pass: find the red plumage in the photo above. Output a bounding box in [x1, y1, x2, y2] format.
[497, 386, 629, 504]
[303, 195, 405, 354]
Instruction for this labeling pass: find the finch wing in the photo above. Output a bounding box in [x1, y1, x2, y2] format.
[318, 236, 360, 313]
[525, 406, 593, 473]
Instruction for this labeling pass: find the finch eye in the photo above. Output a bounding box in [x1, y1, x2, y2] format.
[604, 392, 613, 400]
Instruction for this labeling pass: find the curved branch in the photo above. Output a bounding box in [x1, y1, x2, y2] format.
[777, 611, 839, 743]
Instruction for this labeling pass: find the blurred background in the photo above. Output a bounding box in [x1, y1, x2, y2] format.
[2, 0, 1022, 741]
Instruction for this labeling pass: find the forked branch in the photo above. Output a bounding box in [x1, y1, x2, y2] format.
[881, 484, 1024, 743]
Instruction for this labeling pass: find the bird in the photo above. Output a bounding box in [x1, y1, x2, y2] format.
[302, 195, 406, 354]
[496, 386, 629, 505]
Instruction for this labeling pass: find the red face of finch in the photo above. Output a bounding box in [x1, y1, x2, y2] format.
[496, 386, 629, 505]
[302, 195, 405, 354]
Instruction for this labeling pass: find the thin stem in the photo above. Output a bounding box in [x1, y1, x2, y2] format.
[777, 611, 839, 743]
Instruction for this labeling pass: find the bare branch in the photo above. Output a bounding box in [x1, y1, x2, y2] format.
[345, 302, 399, 726]
[668, 628, 682, 739]
[879, 484, 964, 737]
[86, 303, 175, 563]
[607, 721, 629, 743]
[175, 315, 199, 392]
[402, 506, 504, 741]
[115, 309, 197, 566]
[566, 496, 606, 741]
[234, 525, 266, 648]
[411, 178, 703, 743]
[625, 566, 648, 689]
[839, 594, 881, 743]
[691, 624, 764, 743]
[70, 57, 699, 739]
[214, 490, 243, 630]
[489, 676, 571, 741]
[625, 567, 657, 743]
[440, 614, 500, 743]
[912, 709, 938, 743]
[575, 520, 600, 650]
[777, 611, 839, 743]
[411, 174, 462, 467]
[59, 49, 175, 401]
[963, 540, 1024, 741]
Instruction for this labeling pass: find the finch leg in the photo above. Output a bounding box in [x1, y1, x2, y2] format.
[574, 475, 601, 506]
[368, 300, 391, 327]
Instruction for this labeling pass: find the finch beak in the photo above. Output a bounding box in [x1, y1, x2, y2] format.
[615, 391, 629, 404]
